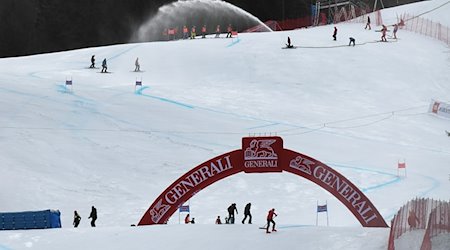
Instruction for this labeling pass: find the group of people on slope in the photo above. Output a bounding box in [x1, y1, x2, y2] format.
[89, 55, 141, 73]
[213, 202, 277, 233]
[73, 206, 97, 228]
[180, 24, 234, 39]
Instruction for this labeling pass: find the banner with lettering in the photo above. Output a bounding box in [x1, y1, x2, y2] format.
[138, 136, 388, 227]
[429, 99, 450, 119]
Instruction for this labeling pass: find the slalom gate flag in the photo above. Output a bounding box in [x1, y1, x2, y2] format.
[398, 162, 406, 169]
[317, 204, 327, 212]
[179, 205, 190, 212]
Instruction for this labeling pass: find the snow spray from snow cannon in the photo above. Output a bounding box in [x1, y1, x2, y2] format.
[131, 0, 272, 42]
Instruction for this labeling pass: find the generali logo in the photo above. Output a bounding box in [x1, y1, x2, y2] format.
[242, 137, 283, 172]
[432, 101, 440, 113]
[150, 199, 170, 223]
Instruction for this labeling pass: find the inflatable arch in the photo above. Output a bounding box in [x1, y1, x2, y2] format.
[138, 136, 388, 227]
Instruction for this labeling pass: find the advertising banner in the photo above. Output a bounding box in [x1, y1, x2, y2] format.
[429, 99, 450, 118]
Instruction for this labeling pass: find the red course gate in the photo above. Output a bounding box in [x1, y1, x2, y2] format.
[138, 136, 388, 227]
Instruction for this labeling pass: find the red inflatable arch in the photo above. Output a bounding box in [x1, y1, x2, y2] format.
[138, 136, 388, 227]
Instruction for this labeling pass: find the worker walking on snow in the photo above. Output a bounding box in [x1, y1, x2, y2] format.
[101, 58, 107, 73]
[227, 203, 238, 224]
[365, 16, 371, 30]
[135, 57, 140, 72]
[90, 55, 95, 68]
[242, 203, 252, 224]
[266, 208, 277, 233]
[349, 37, 355, 46]
[332, 26, 337, 41]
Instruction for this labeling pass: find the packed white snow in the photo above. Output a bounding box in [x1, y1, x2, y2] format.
[0, 0, 449, 249]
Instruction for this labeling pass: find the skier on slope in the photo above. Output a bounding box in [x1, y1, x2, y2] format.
[266, 208, 277, 233]
[286, 37, 294, 48]
[381, 25, 388, 42]
[101, 58, 108, 73]
[135, 57, 140, 72]
[90, 55, 95, 68]
[392, 23, 399, 39]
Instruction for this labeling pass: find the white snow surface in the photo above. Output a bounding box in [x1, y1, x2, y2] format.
[0, 1, 449, 249]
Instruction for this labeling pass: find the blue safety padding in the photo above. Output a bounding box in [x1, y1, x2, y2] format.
[0, 210, 61, 230]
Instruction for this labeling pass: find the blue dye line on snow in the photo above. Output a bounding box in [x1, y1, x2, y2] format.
[279, 224, 314, 229]
[135, 86, 194, 109]
[136, 86, 287, 126]
[414, 172, 440, 197]
[327, 162, 401, 192]
[135, 86, 150, 95]
[226, 38, 241, 48]
[246, 122, 281, 130]
[107, 44, 141, 61]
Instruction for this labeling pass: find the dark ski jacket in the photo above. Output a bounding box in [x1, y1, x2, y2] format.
[244, 203, 251, 215]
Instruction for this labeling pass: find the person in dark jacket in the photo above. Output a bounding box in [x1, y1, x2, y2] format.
[73, 210, 81, 228]
[381, 25, 388, 42]
[365, 16, 371, 30]
[332, 26, 337, 41]
[88, 206, 97, 227]
[242, 203, 252, 224]
[101, 58, 107, 73]
[349, 37, 356, 46]
[90, 55, 95, 68]
[227, 203, 238, 224]
[286, 37, 294, 48]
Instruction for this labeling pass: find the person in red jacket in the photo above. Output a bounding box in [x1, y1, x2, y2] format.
[266, 208, 277, 233]
[185, 214, 191, 224]
[201, 24, 207, 38]
[183, 25, 189, 39]
[226, 24, 232, 38]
